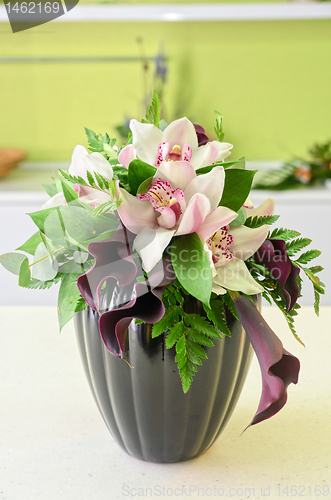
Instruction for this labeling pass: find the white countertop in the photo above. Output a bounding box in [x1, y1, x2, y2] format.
[0, 305, 330, 500]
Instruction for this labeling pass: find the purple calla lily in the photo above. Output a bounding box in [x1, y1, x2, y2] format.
[193, 124, 210, 146]
[233, 294, 300, 427]
[253, 238, 300, 312]
[77, 223, 176, 358]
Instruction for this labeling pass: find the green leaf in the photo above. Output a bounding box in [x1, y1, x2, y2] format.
[314, 289, 321, 316]
[57, 273, 82, 330]
[302, 267, 325, 294]
[61, 180, 79, 204]
[185, 313, 220, 338]
[245, 214, 280, 229]
[112, 166, 130, 191]
[170, 233, 212, 306]
[175, 336, 194, 393]
[268, 227, 301, 241]
[142, 90, 161, 126]
[75, 296, 89, 313]
[196, 159, 244, 175]
[214, 110, 224, 142]
[137, 176, 154, 195]
[219, 169, 257, 212]
[28, 207, 58, 234]
[187, 338, 208, 359]
[58, 169, 87, 187]
[187, 330, 214, 347]
[165, 322, 185, 349]
[295, 249, 321, 264]
[285, 237, 312, 256]
[222, 293, 239, 320]
[310, 265, 323, 274]
[229, 207, 247, 227]
[85, 127, 103, 153]
[16, 232, 43, 255]
[0, 252, 28, 275]
[152, 305, 181, 338]
[18, 258, 31, 287]
[128, 160, 157, 196]
[203, 300, 231, 337]
[42, 181, 60, 197]
[31, 242, 58, 281]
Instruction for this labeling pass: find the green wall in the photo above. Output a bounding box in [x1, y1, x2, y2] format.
[0, 18, 331, 161]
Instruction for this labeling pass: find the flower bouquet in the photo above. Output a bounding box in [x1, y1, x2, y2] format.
[0, 92, 325, 462]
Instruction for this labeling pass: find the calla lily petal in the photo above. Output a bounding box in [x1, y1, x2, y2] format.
[99, 283, 165, 358]
[131, 119, 164, 166]
[134, 226, 175, 272]
[197, 206, 237, 242]
[233, 294, 300, 428]
[156, 161, 196, 190]
[213, 257, 264, 295]
[118, 144, 136, 169]
[184, 165, 225, 209]
[164, 117, 198, 151]
[229, 225, 270, 261]
[117, 187, 156, 234]
[176, 193, 211, 236]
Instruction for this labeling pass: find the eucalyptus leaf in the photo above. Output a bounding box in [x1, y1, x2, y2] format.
[0, 252, 27, 275]
[18, 258, 31, 287]
[137, 176, 154, 195]
[31, 242, 58, 281]
[170, 233, 212, 306]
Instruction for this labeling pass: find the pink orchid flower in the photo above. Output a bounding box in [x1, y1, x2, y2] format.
[118, 117, 233, 171]
[205, 198, 275, 295]
[117, 165, 237, 272]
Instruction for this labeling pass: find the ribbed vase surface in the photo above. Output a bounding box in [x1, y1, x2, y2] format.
[74, 298, 256, 463]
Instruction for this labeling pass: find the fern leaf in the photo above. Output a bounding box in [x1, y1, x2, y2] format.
[165, 322, 185, 349]
[295, 249, 321, 264]
[285, 238, 312, 256]
[152, 306, 181, 338]
[268, 227, 301, 241]
[245, 214, 279, 229]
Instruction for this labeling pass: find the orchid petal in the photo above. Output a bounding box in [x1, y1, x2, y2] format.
[164, 117, 198, 151]
[214, 257, 264, 295]
[184, 165, 225, 209]
[118, 144, 136, 169]
[41, 192, 66, 209]
[117, 187, 156, 234]
[211, 141, 233, 162]
[212, 283, 227, 295]
[156, 206, 177, 229]
[78, 185, 111, 207]
[244, 198, 275, 218]
[69, 145, 113, 182]
[229, 225, 269, 261]
[131, 119, 164, 166]
[176, 193, 211, 236]
[134, 227, 175, 273]
[190, 142, 219, 170]
[156, 161, 196, 190]
[197, 206, 237, 242]
[233, 294, 300, 427]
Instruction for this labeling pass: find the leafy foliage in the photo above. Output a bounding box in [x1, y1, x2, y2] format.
[84, 128, 118, 164]
[151, 280, 233, 393]
[214, 111, 224, 142]
[245, 214, 280, 229]
[141, 89, 161, 126]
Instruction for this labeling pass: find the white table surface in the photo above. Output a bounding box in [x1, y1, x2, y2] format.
[0, 305, 330, 500]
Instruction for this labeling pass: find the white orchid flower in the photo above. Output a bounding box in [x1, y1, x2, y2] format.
[69, 145, 113, 183]
[206, 198, 275, 295]
[117, 165, 237, 272]
[118, 117, 233, 171]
